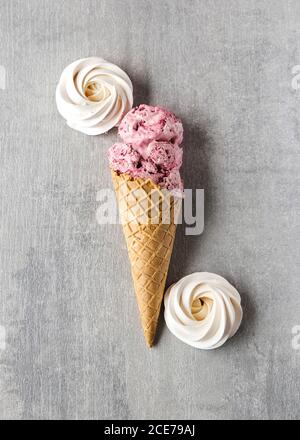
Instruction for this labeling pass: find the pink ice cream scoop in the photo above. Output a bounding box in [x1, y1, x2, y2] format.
[136, 159, 163, 184]
[161, 170, 184, 193]
[107, 143, 140, 174]
[108, 144, 163, 184]
[146, 141, 183, 171]
[118, 104, 183, 152]
[108, 104, 184, 193]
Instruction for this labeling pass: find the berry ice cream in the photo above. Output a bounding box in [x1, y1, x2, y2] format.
[118, 104, 183, 150]
[107, 143, 140, 175]
[161, 170, 183, 192]
[146, 141, 182, 170]
[108, 105, 184, 193]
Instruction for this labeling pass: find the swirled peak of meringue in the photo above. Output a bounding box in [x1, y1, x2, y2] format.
[164, 273, 243, 349]
[56, 57, 133, 135]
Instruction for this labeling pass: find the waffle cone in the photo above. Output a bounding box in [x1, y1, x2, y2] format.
[111, 170, 180, 347]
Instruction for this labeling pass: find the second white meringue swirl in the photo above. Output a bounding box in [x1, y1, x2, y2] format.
[164, 272, 243, 349]
[56, 57, 133, 135]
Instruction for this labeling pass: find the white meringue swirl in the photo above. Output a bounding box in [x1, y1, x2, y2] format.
[164, 272, 243, 349]
[56, 57, 133, 135]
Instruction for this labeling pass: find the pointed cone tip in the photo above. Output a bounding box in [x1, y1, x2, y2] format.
[145, 335, 155, 348]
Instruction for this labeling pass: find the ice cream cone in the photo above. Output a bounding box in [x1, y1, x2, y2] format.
[111, 170, 181, 347]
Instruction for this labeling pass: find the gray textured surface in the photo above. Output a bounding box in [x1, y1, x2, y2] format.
[0, 0, 299, 420]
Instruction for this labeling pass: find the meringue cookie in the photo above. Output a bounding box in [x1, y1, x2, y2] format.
[56, 57, 133, 135]
[164, 273, 243, 349]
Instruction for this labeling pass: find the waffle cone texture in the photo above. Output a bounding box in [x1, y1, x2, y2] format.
[111, 170, 180, 347]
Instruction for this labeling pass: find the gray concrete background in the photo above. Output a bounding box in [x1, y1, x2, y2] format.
[0, 0, 299, 420]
